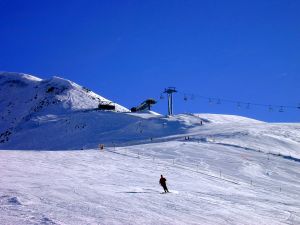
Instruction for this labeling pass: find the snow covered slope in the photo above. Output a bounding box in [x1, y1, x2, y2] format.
[1, 139, 300, 225]
[0, 72, 128, 145]
[1, 72, 300, 224]
[2, 72, 299, 159]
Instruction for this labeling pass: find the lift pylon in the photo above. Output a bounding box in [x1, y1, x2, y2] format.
[163, 87, 177, 116]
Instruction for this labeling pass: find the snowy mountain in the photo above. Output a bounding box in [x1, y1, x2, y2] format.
[1, 72, 300, 224]
[0, 72, 128, 147]
[1, 72, 300, 156]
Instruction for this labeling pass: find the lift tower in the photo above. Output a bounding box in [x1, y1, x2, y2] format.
[164, 87, 177, 116]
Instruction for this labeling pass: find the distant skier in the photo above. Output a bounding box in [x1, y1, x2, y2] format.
[159, 175, 169, 193]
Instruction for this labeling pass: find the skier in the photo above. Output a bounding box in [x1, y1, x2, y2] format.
[159, 175, 169, 193]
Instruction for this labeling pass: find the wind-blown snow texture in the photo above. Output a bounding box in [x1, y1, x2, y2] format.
[0, 72, 300, 225]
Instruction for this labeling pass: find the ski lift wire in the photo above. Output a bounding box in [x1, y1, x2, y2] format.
[177, 91, 299, 110]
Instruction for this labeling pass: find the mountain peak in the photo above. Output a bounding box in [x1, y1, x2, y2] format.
[0, 72, 129, 145]
[0, 71, 42, 82]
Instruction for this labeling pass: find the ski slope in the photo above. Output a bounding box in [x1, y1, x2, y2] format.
[1, 72, 300, 224]
[1, 139, 300, 225]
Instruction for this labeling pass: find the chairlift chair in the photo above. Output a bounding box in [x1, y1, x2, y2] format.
[268, 106, 273, 112]
[279, 106, 284, 113]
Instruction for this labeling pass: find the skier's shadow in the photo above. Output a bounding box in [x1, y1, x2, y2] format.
[117, 191, 153, 194]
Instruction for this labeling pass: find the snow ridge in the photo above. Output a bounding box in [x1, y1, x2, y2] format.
[0, 72, 128, 146]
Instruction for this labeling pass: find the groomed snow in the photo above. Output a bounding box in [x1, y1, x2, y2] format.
[1, 141, 299, 224]
[1, 72, 300, 224]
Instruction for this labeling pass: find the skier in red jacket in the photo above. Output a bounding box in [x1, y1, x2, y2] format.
[159, 175, 169, 193]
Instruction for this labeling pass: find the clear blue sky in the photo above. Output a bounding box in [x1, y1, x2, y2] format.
[1, 0, 299, 122]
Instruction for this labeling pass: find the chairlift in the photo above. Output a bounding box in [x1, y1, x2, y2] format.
[217, 99, 221, 104]
[184, 94, 188, 101]
[279, 106, 284, 113]
[208, 98, 213, 104]
[237, 102, 241, 108]
[160, 94, 164, 100]
[246, 103, 250, 109]
[268, 105, 273, 112]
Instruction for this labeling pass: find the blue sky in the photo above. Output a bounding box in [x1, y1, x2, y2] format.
[0, 0, 299, 122]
